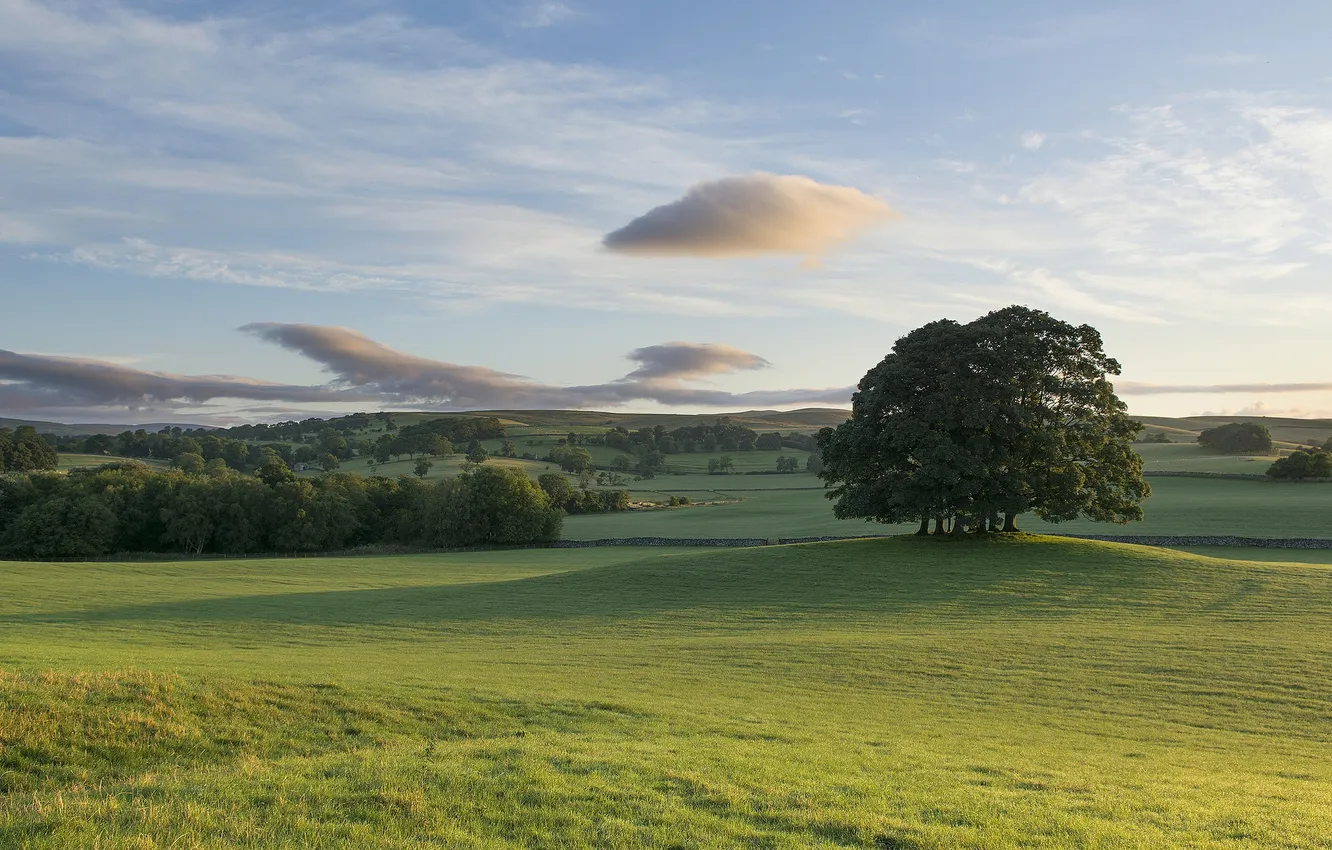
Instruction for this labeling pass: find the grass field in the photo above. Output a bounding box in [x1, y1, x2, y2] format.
[565, 476, 1332, 540]
[1134, 443, 1280, 474]
[2, 537, 1330, 847]
[55, 453, 170, 471]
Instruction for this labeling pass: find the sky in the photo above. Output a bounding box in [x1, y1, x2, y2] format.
[2, 0, 1331, 425]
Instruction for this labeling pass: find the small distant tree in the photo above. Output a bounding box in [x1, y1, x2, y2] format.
[466, 440, 489, 464]
[429, 435, 454, 458]
[1198, 422, 1273, 455]
[775, 456, 799, 473]
[414, 458, 434, 478]
[609, 455, 632, 473]
[635, 451, 665, 479]
[257, 455, 296, 487]
[174, 452, 205, 474]
[500, 440, 517, 458]
[319, 453, 341, 472]
[538, 472, 575, 510]
[755, 432, 783, 451]
[718, 455, 734, 474]
[805, 453, 825, 475]
[204, 457, 230, 476]
[550, 445, 593, 474]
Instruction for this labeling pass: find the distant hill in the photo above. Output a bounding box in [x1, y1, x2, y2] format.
[10, 409, 1330, 444]
[0, 418, 216, 437]
[477, 408, 853, 430]
[1137, 415, 1332, 448]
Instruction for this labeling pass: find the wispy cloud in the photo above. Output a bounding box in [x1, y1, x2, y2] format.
[244, 323, 851, 410]
[1020, 131, 1046, 151]
[0, 324, 851, 419]
[512, 1, 578, 28]
[1118, 381, 1332, 395]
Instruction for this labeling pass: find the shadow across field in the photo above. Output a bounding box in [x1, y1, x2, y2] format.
[7, 536, 1319, 632]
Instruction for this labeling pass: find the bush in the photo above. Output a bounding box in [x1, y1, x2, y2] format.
[1267, 449, 1332, 481]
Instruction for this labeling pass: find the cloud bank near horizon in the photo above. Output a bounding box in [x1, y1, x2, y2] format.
[602, 174, 894, 260]
[0, 324, 853, 420]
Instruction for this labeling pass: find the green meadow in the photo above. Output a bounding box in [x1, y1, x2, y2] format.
[564, 475, 1332, 540]
[2, 536, 1331, 847]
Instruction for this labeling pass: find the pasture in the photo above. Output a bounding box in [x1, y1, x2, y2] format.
[564, 476, 1332, 540]
[55, 453, 169, 471]
[1, 537, 1330, 847]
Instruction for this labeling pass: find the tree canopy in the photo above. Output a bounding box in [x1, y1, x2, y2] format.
[1266, 448, 1332, 481]
[1197, 422, 1273, 455]
[817, 305, 1149, 534]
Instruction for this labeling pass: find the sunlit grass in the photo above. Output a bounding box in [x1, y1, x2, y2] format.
[2, 537, 1330, 846]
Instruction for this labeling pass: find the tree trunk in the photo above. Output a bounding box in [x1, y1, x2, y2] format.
[951, 515, 969, 537]
[989, 510, 1000, 533]
[932, 516, 946, 535]
[916, 517, 930, 536]
[1002, 512, 1019, 533]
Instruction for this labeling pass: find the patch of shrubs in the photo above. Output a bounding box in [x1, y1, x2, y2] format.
[1267, 448, 1332, 481]
[535, 473, 630, 514]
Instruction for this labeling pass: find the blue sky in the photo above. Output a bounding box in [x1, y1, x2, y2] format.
[2, 0, 1331, 424]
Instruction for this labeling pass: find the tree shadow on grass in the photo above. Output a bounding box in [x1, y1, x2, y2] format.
[0, 537, 1273, 632]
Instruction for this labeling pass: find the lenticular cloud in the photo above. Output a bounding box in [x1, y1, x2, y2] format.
[602, 173, 894, 260]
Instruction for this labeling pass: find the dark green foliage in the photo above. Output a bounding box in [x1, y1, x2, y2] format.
[818, 305, 1148, 532]
[0, 426, 58, 472]
[707, 456, 734, 475]
[0, 462, 562, 559]
[537, 472, 576, 507]
[1266, 449, 1332, 481]
[599, 420, 761, 457]
[775, 456, 799, 473]
[414, 458, 434, 478]
[548, 445, 592, 473]
[466, 440, 490, 464]
[635, 451, 665, 479]
[1138, 432, 1172, 444]
[413, 466, 562, 546]
[1198, 422, 1273, 454]
[538, 472, 629, 515]
[805, 452, 825, 475]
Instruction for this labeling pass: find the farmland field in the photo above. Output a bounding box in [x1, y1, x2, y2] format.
[565, 476, 1332, 540]
[55, 453, 170, 471]
[1, 537, 1330, 847]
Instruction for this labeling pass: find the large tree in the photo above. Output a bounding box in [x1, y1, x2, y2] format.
[818, 306, 1148, 534]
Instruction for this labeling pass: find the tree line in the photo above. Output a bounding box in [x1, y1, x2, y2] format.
[0, 459, 611, 560]
[593, 422, 818, 456]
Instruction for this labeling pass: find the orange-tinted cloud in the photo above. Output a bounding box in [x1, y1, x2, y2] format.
[603, 173, 894, 260]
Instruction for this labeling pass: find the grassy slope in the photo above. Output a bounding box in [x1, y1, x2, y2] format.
[564, 475, 1332, 540]
[1, 537, 1330, 848]
[55, 453, 171, 471]
[1134, 442, 1280, 473]
[1137, 415, 1332, 447]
